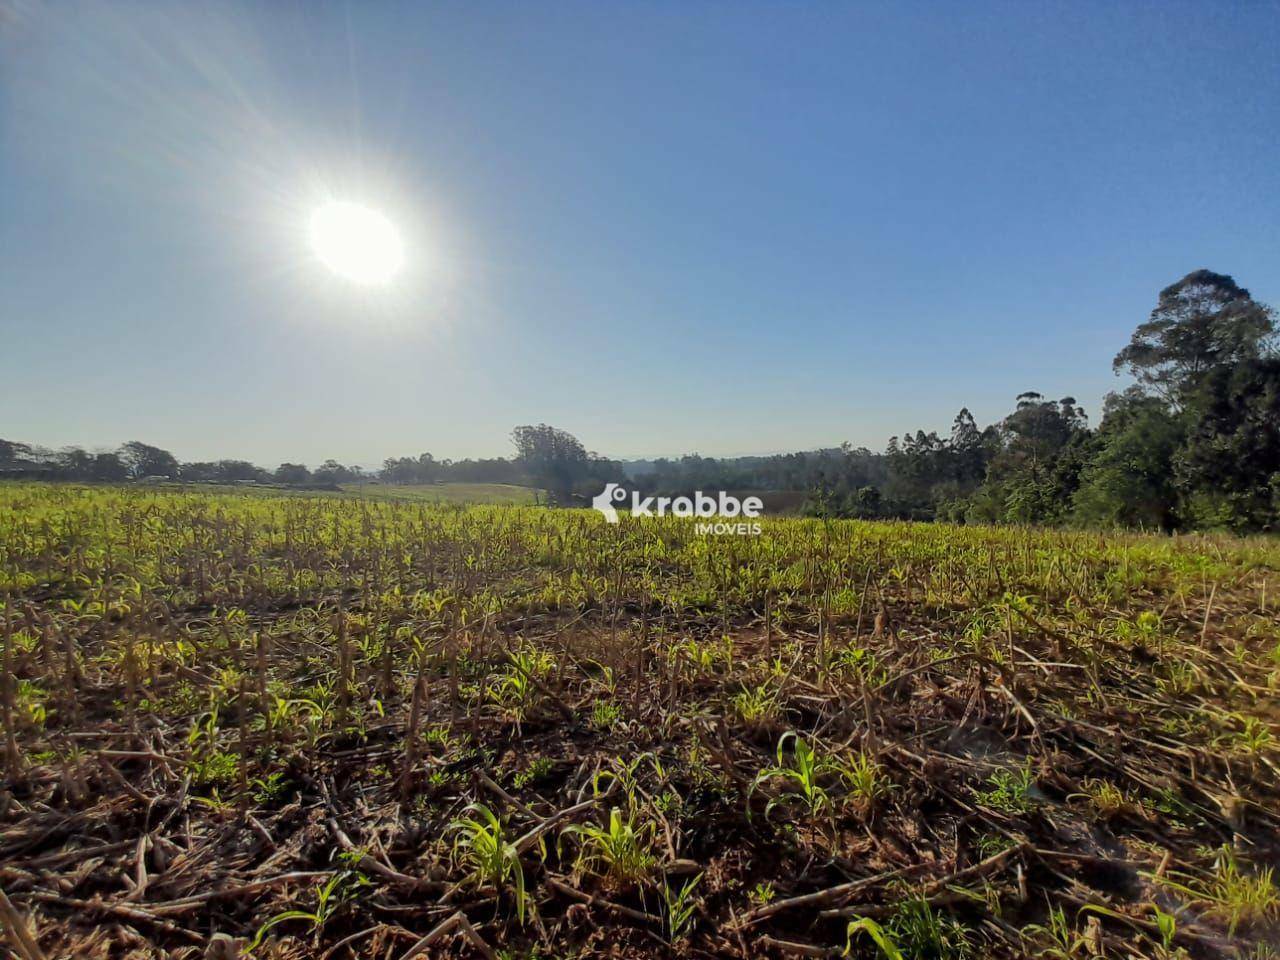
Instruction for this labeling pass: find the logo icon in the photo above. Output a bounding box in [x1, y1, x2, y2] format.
[591, 482, 627, 523]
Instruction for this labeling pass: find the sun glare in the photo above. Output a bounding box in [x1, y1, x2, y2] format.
[309, 201, 404, 284]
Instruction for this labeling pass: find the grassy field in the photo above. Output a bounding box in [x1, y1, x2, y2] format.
[0, 484, 1278, 959]
[125, 481, 543, 506]
[336, 482, 543, 505]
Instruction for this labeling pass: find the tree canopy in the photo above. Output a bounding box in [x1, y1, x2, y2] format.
[1113, 269, 1276, 405]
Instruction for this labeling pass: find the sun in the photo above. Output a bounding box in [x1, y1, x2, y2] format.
[309, 201, 404, 284]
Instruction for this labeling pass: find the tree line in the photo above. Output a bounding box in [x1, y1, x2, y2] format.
[637, 270, 1279, 532]
[0, 425, 618, 503]
[4, 270, 1276, 532]
[0, 437, 362, 487]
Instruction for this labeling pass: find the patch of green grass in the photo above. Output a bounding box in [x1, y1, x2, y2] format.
[975, 762, 1039, 815]
[1157, 845, 1279, 935]
[338, 482, 542, 505]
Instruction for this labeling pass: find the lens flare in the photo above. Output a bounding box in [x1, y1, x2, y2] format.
[309, 201, 404, 284]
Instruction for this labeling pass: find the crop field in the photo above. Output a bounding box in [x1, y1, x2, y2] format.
[126, 484, 543, 507]
[0, 485, 1278, 960]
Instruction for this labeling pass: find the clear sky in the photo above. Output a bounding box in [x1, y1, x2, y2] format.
[3, 1, 1278, 466]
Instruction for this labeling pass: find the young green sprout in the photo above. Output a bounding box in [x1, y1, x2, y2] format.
[448, 802, 535, 924]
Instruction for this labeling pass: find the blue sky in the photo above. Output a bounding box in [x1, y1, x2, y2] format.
[2, 1, 1278, 466]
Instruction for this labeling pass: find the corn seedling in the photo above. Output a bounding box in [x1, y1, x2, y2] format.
[448, 802, 534, 923]
[844, 916, 904, 959]
[661, 872, 702, 942]
[562, 806, 656, 885]
[751, 731, 835, 819]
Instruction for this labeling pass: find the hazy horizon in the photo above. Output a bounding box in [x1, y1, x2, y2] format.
[0, 429, 890, 471]
[4, 0, 1278, 465]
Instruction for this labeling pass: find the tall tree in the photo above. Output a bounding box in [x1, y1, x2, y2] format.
[274, 463, 312, 485]
[90, 452, 129, 482]
[1072, 389, 1182, 530]
[57, 447, 93, 478]
[0, 440, 35, 467]
[120, 441, 179, 479]
[511, 424, 590, 503]
[949, 407, 989, 487]
[968, 394, 1090, 524]
[1113, 269, 1276, 406]
[1176, 358, 1280, 531]
[313, 459, 359, 484]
